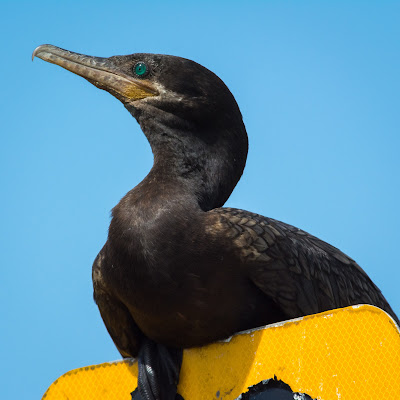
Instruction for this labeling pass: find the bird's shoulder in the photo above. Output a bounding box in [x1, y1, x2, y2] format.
[207, 207, 356, 267]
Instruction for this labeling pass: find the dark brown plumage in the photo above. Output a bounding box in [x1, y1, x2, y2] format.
[33, 44, 399, 400]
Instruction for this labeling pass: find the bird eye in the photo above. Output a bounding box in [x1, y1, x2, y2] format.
[133, 62, 148, 78]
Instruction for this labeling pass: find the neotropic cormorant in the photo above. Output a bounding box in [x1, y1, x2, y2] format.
[33, 45, 399, 400]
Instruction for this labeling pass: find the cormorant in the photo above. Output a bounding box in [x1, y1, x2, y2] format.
[33, 44, 399, 400]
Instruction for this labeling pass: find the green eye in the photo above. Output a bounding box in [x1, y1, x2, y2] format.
[133, 62, 148, 77]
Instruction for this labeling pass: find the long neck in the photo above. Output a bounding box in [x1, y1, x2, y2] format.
[138, 117, 248, 211]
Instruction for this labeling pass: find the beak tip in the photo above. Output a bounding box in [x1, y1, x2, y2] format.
[32, 44, 53, 62]
[32, 45, 42, 62]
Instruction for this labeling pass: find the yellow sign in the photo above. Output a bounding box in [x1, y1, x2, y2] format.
[42, 305, 400, 399]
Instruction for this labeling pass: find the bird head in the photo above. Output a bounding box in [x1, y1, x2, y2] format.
[33, 45, 248, 210]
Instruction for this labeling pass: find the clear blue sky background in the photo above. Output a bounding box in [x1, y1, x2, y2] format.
[1, 1, 399, 398]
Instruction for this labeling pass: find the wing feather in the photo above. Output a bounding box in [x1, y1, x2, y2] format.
[211, 207, 399, 324]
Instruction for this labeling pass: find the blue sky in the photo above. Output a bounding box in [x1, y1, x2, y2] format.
[2, 1, 399, 398]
